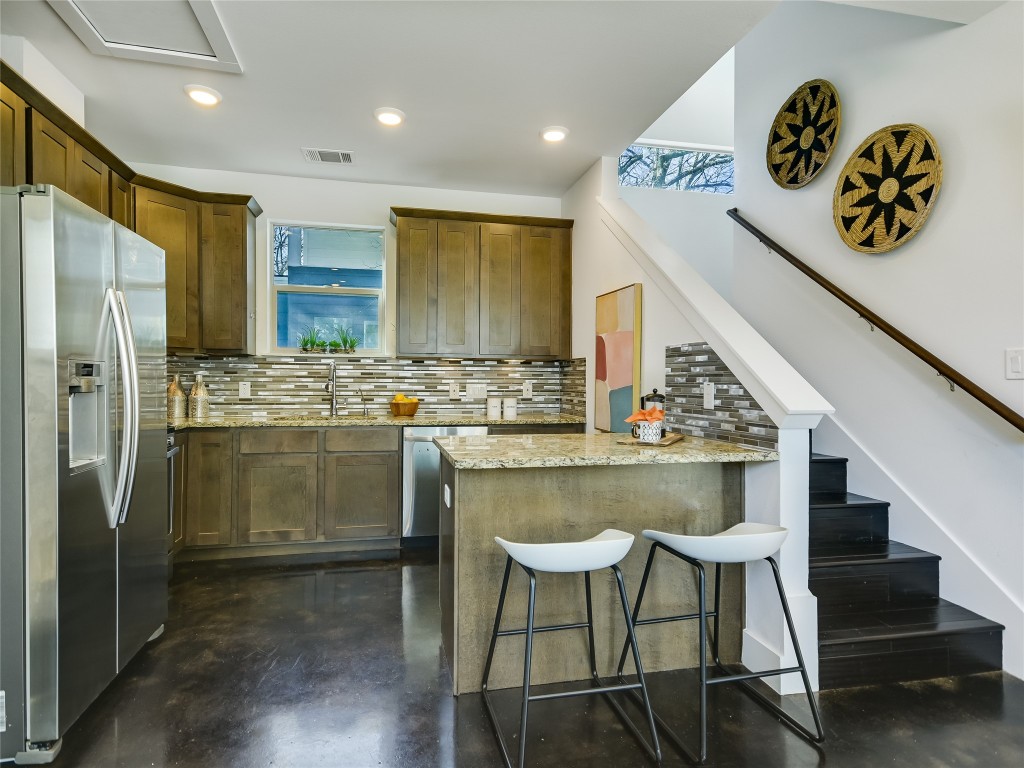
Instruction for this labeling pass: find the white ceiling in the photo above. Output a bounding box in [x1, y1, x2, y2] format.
[0, 0, 777, 197]
[2, 1, 998, 198]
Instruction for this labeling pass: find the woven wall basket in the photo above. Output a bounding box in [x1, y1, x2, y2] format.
[766, 79, 841, 189]
[833, 123, 942, 254]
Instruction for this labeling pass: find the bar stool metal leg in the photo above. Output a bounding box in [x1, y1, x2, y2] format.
[517, 566, 538, 768]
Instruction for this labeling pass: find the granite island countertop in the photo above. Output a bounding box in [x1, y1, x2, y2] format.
[435, 432, 777, 469]
[169, 413, 586, 430]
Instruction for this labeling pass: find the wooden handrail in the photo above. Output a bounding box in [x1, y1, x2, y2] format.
[727, 208, 1024, 434]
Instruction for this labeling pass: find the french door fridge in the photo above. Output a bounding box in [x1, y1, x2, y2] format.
[0, 185, 168, 764]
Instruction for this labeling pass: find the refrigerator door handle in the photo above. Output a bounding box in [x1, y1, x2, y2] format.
[115, 290, 141, 526]
[105, 288, 135, 529]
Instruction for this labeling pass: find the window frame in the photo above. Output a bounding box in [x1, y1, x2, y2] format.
[268, 218, 387, 357]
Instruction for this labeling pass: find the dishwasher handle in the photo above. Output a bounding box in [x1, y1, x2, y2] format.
[405, 434, 438, 443]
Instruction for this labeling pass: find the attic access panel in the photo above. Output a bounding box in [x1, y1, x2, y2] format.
[46, 0, 242, 73]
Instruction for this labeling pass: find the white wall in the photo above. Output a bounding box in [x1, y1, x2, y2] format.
[620, 187, 734, 301]
[733, 1, 1023, 676]
[561, 159, 701, 428]
[624, 46, 736, 300]
[641, 48, 735, 149]
[1, 35, 84, 124]
[129, 162, 560, 355]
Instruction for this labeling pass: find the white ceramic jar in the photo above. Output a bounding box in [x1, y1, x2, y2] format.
[486, 396, 502, 420]
[502, 397, 518, 420]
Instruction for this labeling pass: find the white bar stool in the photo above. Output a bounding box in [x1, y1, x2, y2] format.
[617, 522, 824, 764]
[481, 529, 662, 768]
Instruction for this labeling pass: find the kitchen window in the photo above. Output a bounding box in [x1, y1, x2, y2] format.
[271, 222, 385, 354]
[618, 142, 734, 194]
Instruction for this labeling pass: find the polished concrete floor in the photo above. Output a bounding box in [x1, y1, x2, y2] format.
[51, 554, 1022, 767]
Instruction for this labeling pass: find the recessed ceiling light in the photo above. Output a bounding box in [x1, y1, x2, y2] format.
[375, 107, 405, 126]
[541, 126, 569, 142]
[184, 84, 222, 107]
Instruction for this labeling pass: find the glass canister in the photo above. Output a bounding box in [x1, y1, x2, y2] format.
[188, 373, 210, 419]
[167, 374, 186, 420]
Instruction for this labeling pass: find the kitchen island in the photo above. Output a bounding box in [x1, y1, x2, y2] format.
[435, 432, 777, 694]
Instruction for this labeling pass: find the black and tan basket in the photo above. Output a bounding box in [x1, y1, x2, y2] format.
[766, 79, 841, 189]
[833, 123, 942, 254]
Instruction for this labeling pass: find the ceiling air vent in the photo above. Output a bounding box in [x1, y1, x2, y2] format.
[302, 147, 355, 164]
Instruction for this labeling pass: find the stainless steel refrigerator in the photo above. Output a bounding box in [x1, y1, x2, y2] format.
[0, 185, 168, 764]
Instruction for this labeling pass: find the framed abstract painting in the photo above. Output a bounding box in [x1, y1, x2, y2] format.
[595, 283, 641, 432]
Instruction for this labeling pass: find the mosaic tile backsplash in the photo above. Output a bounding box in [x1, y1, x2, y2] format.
[664, 343, 778, 451]
[167, 356, 587, 420]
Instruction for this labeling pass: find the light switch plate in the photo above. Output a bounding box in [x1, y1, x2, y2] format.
[523, 380, 533, 398]
[239, 381, 251, 398]
[448, 381, 461, 399]
[702, 381, 715, 409]
[1006, 348, 1024, 380]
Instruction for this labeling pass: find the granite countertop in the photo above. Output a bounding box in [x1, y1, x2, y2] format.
[434, 432, 778, 469]
[169, 413, 586, 430]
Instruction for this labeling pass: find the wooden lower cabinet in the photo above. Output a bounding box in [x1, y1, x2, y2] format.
[180, 426, 400, 554]
[185, 430, 233, 546]
[238, 454, 318, 543]
[323, 452, 400, 540]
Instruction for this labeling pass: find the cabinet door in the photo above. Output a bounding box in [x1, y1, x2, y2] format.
[170, 436, 187, 554]
[323, 452, 399, 539]
[29, 111, 71, 190]
[0, 82, 26, 187]
[396, 216, 437, 355]
[479, 223, 521, 357]
[185, 430, 233, 546]
[135, 186, 200, 350]
[200, 202, 247, 351]
[436, 220, 479, 355]
[520, 226, 570, 357]
[110, 171, 133, 228]
[69, 142, 109, 215]
[238, 454, 318, 543]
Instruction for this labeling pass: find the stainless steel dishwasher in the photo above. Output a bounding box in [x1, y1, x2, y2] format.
[402, 425, 488, 546]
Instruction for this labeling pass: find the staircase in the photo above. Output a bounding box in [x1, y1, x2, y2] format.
[807, 452, 1004, 689]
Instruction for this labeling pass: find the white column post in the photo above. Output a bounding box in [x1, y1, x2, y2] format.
[742, 427, 819, 693]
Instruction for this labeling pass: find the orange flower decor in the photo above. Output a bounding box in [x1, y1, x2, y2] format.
[624, 407, 664, 424]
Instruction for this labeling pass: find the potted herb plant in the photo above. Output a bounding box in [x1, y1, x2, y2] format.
[335, 326, 360, 354]
[297, 325, 326, 353]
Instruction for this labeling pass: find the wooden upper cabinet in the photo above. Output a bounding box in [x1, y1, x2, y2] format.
[135, 186, 200, 350]
[29, 111, 71, 191]
[69, 142, 109, 216]
[200, 202, 249, 351]
[29, 111, 109, 216]
[479, 223, 521, 357]
[520, 226, 570, 357]
[393, 207, 572, 359]
[396, 216, 438, 356]
[436, 220, 479, 356]
[0, 82, 26, 187]
[110, 171, 133, 228]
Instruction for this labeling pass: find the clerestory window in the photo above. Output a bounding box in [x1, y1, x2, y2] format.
[618, 142, 734, 195]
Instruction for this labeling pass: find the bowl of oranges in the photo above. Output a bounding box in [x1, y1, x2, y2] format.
[389, 393, 420, 417]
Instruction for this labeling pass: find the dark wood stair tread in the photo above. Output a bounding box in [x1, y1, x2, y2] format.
[819, 599, 1006, 646]
[810, 491, 889, 508]
[809, 540, 939, 568]
[810, 453, 847, 463]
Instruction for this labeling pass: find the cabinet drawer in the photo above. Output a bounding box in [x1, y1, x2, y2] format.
[239, 429, 317, 454]
[325, 427, 400, 453]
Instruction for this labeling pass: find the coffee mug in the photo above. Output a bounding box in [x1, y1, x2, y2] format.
[632, 420, 664, 444]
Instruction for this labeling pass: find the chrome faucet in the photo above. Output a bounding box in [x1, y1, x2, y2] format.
[324, 360, 337, 417]
[358, 387, 369, 417]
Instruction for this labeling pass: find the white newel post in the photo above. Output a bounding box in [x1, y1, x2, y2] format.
[742, 427, 819, 694]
